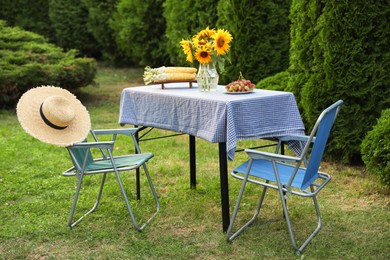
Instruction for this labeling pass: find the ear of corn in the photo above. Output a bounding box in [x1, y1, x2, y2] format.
[154, 73, 196, 83]
[164, 67, 197, 74]
[143, 66, 197, 84]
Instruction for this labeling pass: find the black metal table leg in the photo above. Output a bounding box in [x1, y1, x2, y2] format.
[189, 135, 196, 188]
[281, 140, 286, 218]
[218, 142, 230, 232]
[135, 126, 141, 200]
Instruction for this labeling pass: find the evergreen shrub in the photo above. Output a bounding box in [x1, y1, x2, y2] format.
[49, 0, 100, 57]
[288, 0, 325, 107]
[361, 109, 390, 186]
[0, 0, 54, 41]
[82, 0, 126, 64]
[255, 71, 290, 92]
[289, 0, 390, 163]
[163, 0, 219, 66]
[217, 0, 291, 84]
[0, 20, 97, 108]
[110, 0, 169, 67]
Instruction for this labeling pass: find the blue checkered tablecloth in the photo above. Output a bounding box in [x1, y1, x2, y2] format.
[119, 84, 305, 160]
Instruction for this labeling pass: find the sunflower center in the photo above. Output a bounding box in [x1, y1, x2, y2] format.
[217, 38, 225, 47]
[200, 51, 209, 58]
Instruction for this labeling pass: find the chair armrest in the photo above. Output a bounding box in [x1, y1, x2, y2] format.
[245, 148, 301, 163]
[277, 134, 315, 143]
[92, 128, 138, 136]
[70, 141, 115, 150]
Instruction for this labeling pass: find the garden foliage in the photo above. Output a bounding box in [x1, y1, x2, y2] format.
[163, 0, 219, 66]
[0, 0, 54, 42]
[82, 0, 125, 64]
[287, 0, 325, 107]
[288, 0, 390, 163]
[255, 71, 290, 92]
[48, 0, 100, 58]
[0, 20, 97, 108]
[110, 0, 169, 67]
[217, 0, 291, 84]
[361, 109, 390, 186]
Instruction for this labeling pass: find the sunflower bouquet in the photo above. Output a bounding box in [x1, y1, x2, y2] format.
[180, 26, 233, 73]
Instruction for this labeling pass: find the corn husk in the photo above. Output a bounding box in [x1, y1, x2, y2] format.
[143, 66, 197, 85]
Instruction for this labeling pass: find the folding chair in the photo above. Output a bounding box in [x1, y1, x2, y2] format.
[63, 128, 160, 231]
[226, 100, 343, 254]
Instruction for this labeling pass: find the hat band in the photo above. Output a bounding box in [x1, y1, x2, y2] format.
[39, 103, 68, 130]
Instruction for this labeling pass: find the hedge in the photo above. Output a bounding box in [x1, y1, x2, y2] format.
[289, 0, 390, 163]
[217, 0, 291, 84]
[163, 0, 219, 66]
[361, 109, 390, 186]
[82, 0, 127, 64]
[288, 0, 325, 107]
[255, 71, 290, 92]
[0, 20, 97, 108]
[0, 0, 54, 42]
[110, 0, 170, 67]
[48, 0, 100, 58]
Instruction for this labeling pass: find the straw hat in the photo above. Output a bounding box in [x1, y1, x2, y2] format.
[16, 86, 91, 147]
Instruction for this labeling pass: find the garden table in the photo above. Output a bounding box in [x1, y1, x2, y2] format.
[119, 83, 305, 232]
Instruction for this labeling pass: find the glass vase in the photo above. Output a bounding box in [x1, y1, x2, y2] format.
[196, 63, 219, 92]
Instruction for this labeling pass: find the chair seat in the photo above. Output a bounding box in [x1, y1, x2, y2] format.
[64, 153, 154, 176]
[86, 153, 154, 171]
[233, 159, 309, 190]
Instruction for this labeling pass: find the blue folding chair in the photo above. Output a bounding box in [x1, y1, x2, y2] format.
[226, 100, 343, 254]
[63, 128, 160, 231]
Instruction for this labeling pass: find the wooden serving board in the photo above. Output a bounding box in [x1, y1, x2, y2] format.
[155, 81, 196, 89]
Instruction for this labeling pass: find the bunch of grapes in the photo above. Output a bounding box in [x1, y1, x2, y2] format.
[225, 73, 255, 92]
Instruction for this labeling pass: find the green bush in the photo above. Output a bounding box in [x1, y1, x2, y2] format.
[163, 0, 219, 66]
[110, 0, 169, 67]
[289, 0, 390, 163]
[0, 0, 54, 42]
[0, 20, 97, 108]
[1, 0, 102, 58]
[255, 71, 290, 91]
[217, 0, 291, 84]
[82, 0, 126, 64]
[288, 0, 325, 108]
[361, 109, 390, 186]
[48, 0, 100, 57]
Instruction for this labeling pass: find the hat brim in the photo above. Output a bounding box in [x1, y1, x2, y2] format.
[16, 86, 91, 147]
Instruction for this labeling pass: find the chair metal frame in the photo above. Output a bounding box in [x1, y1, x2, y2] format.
[63, 128, 160, 231]
[226, 100, 343, 254]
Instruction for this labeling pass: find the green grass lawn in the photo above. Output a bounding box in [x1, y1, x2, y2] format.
[1, 66, 389, 259]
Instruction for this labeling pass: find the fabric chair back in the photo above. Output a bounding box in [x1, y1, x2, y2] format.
[301, 100, 343, 189]
[68, 140, 93, 171]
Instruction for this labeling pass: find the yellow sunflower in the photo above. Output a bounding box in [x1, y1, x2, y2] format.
[195, 46, 212, 64]
[213, 29, 233, 55]
[180, 39, 193, 63]
[185, 51, 194, 63]
[180, 27, 233, 70]
[192, 36, 207, 48]
[196, 26, 216, 40]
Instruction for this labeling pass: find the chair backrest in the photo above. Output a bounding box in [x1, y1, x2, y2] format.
[300, 100, 343, 189]
[67, 140, 94, 171]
